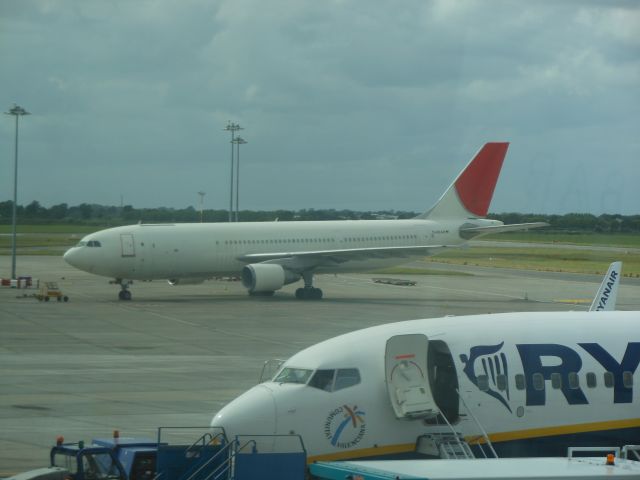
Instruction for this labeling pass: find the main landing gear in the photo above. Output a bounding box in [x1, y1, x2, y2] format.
[295, 272, 323, 300]
[113, 279, 132, 301]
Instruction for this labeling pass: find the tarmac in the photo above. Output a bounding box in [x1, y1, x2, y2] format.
[1, 255, 639, 475]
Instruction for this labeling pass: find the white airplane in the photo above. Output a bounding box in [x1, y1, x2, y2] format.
[211, 309, 639, 462]
[63, 142, 545, 300]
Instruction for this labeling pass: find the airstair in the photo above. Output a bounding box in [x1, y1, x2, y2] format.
[385, 334, 499, 461]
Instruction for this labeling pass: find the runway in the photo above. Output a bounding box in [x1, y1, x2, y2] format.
[1, 255, 639, 475]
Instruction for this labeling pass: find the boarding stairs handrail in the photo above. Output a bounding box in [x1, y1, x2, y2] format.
[181, 440, 235, 480]
[623, 445, 640, 461]
[456, 388, 499, 458]
[437, 409, 474, 459]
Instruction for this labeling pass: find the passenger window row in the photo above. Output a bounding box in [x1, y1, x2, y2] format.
[476, 371, 634, 392]
[224, 238, 334, 245]
[222, 235, 418, 245]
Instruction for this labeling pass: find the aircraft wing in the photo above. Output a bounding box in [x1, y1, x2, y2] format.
[460, 222, 549, 239]
[237, 244, 452, 265]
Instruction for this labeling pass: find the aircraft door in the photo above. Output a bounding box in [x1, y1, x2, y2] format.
[120, 234, 136, 257]
[385, 334, 439, 419]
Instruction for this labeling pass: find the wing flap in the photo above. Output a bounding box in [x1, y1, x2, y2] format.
[237, 244, 451, 265]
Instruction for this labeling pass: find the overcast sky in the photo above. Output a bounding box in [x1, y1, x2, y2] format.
[1, 1, 638, 215]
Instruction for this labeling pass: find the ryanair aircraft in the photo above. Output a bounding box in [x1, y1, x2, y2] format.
[212, 267, 638, 462]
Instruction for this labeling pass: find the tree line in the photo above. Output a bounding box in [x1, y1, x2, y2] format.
[0, 200, 638, 233]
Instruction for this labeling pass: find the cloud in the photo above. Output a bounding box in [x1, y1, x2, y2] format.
[0, 0, 638, 214]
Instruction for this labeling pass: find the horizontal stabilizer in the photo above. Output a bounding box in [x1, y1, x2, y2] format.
[459, 222, 549, 239]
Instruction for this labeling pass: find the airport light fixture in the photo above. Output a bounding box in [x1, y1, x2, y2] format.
[197, 191, 206, 223]
[224, 122, 243, 222]
[232, 136, 247, 222]
[4, 104, 30, 280]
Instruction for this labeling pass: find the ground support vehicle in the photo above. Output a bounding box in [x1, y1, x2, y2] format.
[35, 282, 69, 302]
[7, 428, 307, 480]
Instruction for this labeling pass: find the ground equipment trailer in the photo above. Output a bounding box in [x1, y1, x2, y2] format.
[6, 429, 307, 480]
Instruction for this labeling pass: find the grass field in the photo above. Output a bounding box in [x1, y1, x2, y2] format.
[483, 232, 640, 248]
[1, 225, 639, 277]
[427, 246, 640, 277]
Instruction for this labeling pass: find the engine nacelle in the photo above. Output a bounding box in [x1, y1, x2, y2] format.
[168, 278, 206, 286]
[241, 263, 300, 293]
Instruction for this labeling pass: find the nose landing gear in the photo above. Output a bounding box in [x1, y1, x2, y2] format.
[113, 279, 133, 301]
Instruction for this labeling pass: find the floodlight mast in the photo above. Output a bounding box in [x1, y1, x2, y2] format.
[224, 122, 243, 222]
[197, 191, 206, 223]
[232, 136, 247, 222]
[4, 104, 30, 280]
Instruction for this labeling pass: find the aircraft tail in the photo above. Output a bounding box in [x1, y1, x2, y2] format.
[417, 142, 509, 220]
[589, 261, 622, 312]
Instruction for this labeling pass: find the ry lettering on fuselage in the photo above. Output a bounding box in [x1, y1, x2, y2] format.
[516, 342, 640, 406]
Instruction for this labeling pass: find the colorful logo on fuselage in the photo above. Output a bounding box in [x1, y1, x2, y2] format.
[324, 405, 366, 449]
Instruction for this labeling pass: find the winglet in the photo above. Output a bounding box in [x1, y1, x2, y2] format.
[418, 142, 509, 219]
[589, 261, 622, 312]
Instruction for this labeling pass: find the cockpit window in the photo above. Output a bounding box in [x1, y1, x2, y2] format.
[309, 368, 361, 392]
[273, 367, 312, 384]
[309, 370, 335, 391]
[75, 240, 102, 248]
[334, 368, 361, 391]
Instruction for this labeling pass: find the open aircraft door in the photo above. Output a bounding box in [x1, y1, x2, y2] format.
[120, 234, 135, 257]
[385, 334, 439, 419]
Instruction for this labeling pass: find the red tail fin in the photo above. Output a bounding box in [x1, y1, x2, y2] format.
[455, 142, 508, 217]
[418, 142, 509, 219]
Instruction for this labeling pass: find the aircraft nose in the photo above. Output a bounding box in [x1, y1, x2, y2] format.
[63, 247, 79, 268]
[211, 385, 276, 439]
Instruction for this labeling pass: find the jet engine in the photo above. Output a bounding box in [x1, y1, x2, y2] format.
[167, 278, 206, 286]
[241, 263, 300, 293]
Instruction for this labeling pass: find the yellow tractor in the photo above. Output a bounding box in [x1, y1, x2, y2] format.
[36, 281, 69, 302]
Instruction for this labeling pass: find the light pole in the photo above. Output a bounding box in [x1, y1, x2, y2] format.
[4, 104, 30, 280]
[232, 136, 247, 222]
[223, 122, 242, 222]
[197, 191, 206, 223]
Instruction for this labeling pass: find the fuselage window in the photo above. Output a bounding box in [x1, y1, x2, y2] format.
[532, 373, 544, 391]
[551, 373, 562, 389]
[273, 367, 313, 384]
[476, 374, 489, 392]
[568, 372, 579, 389]
[586, 372, 597, 388]
[334, 368, 361, 391]
[623, 371, 633, 388]
[496, 374, 507, 392]
[309, 369, 335, 391]
[604, 371, 614, 388]
[515, 374, 525, 390]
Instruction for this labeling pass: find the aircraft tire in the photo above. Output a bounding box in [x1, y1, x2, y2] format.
[295, 287, 323, 300]
[118, 290, 132, 301]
